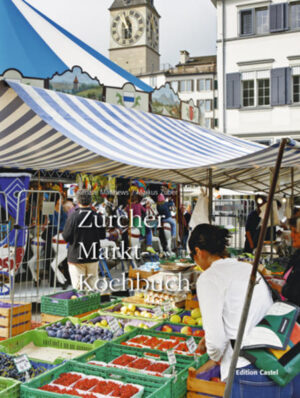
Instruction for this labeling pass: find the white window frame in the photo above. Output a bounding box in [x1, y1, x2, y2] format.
[241, 70, 270, 108]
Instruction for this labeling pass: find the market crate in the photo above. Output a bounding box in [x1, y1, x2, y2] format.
[0, 377, 20, 398]
[0, 302, 31, 338]
[99, 301, 182, 322]
[0, 330, 101, 364]
[187, 363, 226, 398]
[20, 360, 171, 398]
[128, 266, 158, 288]
[185, 293, 199, 310]
[80, 311, 160, 330]
[41, 290, 101, 317]
[74, 342, 208, 398]
[113, 327, 205, 358]
[153, 321, 204, 337]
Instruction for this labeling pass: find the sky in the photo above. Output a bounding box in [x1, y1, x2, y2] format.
[27, 0, 217, 67]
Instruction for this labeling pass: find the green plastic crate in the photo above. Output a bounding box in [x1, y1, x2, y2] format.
[0, 330, 103, 364]
[41, 290, 101, 317]
[20, 360, 171, 398]
[99, 302, 182, 321]
[74, 342, 208, 398]
[152, 321, 204, 336]
[80, 311, 160, 330]
[0, 377, 20, 398]
[113, 327, 204, 357]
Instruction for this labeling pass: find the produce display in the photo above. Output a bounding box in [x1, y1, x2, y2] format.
[39, 372, 144, 398]
[156, 322, 204, 337]
[144, 291, 186, 306]
[168, 308, 203, 326]
[87, 353, 171, 377]
[121, 334, 202, 356]
[45, 321, 118, 343]
[0, 352, 53, 382]
[81, 313, 157, 331]
[100, 303, 180, 320]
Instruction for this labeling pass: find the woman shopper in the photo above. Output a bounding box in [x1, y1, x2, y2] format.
[189, 223, 300, 398]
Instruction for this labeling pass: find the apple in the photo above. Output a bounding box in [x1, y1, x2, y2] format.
[162, 325, 173, 333]
[196, 318, 203, 327]
[120, 306, 128, 314]
[193, 329, 205, 337]
[100, 319, 108, 327]
[182, 316, 196, 325]
[191, 308, 201, 320]
[170, 315, 181, 324]
[180, 326, 193, 335]
[128, 304, 136, 312]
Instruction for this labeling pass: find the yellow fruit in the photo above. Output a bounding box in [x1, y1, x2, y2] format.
[128, 304, 136, 312]
[183, 316, 196, 325]
[196, 318, 203, 326]
[145, 312, 152, 319]
[170, 315, 181, 324]
[120, 306, 128, 314]
[134, 311, 141, 317]
[100, 319, 108, 327]
[191, 308, 201, 320]
[71, 295, 77, 299]
[136, 292, 144, 298]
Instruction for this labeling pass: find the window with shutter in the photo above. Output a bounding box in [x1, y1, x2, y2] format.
[291, 2, 300, 29]
[226, 73, 241, 109]
[270, 3, 289, 32]
[240, 9, 254, 35]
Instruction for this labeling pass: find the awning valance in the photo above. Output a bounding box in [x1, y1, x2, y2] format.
[1, 80, 300, 193]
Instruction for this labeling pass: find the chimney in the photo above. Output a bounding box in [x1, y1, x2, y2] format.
[180, 50, 189, 64]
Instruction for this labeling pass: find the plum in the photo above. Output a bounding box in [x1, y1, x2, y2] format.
[65, 321, 72, 327]
[48, 331, 57, 338]
[57, 331, 63, 338]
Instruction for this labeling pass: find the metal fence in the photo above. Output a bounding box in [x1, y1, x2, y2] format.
[212, 198, 256, 250]
[0, 190, 66, 336]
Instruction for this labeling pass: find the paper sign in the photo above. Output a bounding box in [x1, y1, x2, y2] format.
[164, 302, 172, 313]
[42, 201, 55, 215]
[154, 306, 163, 317]
[167, 350, 177, 365]
[108, 318, 121, 334]
[13, 355, 31, 373]
[187, 337, 197, 354]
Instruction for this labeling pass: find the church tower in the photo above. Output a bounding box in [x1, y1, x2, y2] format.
[109, 0, 160, 75]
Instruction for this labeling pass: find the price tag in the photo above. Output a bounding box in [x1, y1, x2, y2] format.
[164, 302, 172, 313]
[13, 355, 31, 373]
[154, 306, 163, 317]
[108, 318, 121, 334]
[167, 350, 177, 365]
[187, 337, 197, 354]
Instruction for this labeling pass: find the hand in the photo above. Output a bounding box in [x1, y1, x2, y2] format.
[198, 337, 207, 354]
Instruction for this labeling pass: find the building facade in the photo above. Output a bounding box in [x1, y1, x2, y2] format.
[213, 0, 300, 143]
[139, 52, 219, 129]
[109, 0, 160, 75]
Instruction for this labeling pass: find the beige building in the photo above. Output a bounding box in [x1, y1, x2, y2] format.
[139, 52, 219, 129]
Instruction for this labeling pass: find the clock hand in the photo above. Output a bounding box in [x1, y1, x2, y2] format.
[121, 13, 129, 29]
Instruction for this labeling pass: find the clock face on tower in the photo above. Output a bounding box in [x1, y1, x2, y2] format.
[111, 10, 145, 46]
[146, 13, 159, 51]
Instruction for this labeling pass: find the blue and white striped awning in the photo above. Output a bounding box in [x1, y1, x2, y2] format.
[0, 0, 152, 92]
[1, 80, 300, 192]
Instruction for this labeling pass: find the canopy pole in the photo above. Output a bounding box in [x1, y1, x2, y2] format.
[291, 167, 294, 210]
[223, 138, 287, 398]
[270, 169, 274, 262]
[208, 169, 213, 224]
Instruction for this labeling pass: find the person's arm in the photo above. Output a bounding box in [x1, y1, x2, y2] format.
[246, 231, 254, 250]
[97, 214, 106, 241]
[197, 277, 228, 362]
[62, 214, 75, 243]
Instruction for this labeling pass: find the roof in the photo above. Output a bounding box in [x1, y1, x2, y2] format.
[0, 0, 153, 92]
[179, 55, 217, 67]
[2, 79, 300, 194]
